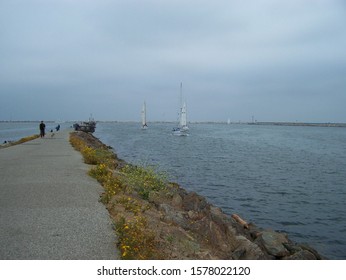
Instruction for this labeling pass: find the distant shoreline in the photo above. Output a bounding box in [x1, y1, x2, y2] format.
[93, 120, 346, 128]
[246, 122, 346, 127]
[1, 120, 345, 128]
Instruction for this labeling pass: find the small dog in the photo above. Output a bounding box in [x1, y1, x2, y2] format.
[50, 129, 55, 138]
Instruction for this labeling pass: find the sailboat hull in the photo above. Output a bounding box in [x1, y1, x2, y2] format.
[172, 127, 189, 136]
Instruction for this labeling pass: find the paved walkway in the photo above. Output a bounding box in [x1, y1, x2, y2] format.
[0, 130, 118, 259]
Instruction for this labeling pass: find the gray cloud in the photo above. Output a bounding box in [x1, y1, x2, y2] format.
[1, 0, 346, 122]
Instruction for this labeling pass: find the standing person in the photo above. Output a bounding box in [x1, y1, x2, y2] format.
[39, 121, 46, 138]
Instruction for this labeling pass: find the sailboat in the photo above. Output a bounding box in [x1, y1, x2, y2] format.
[172, 83, 189, 136]
[141, 101, 148, 129]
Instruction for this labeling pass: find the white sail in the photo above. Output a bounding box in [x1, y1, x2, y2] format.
[173, 83, 189, 136]
[141, 101, 148, 129]
[180, 102, 188, 130]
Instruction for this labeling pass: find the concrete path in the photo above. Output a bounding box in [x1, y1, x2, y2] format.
[0, 130, 118, 259]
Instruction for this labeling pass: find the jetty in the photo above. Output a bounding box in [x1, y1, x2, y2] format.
[0, 129, 324, 260]
[0, 130, 118, 259]
[70, 131, 324, 260]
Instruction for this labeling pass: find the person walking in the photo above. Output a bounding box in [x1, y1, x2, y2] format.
[39, 121, 46, 138]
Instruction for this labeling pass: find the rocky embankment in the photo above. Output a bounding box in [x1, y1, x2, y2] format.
[74, 131, 323, 260]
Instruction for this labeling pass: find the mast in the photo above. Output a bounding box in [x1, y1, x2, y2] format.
[181, 102, 187, 127]
[177, 82, 182, 124]
[141, 101, 147, 128]
[179, 82, 183, 125]
[180, 82, 183, 112]
[179, 82, 188, 130]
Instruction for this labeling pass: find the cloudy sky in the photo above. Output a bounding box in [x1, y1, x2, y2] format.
[1, 0, 346, 122]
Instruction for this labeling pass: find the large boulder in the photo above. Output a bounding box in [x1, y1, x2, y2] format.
[182, 192, 210, 212]
[284, 250, 317, 260]
[255, 230, 290, 257]
[232, 236, 270, 260]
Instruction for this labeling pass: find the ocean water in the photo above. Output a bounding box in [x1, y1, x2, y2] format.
[93, 122, 346, 260]
[2, 122, 345, 259]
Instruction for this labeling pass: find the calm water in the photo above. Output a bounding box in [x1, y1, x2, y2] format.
[2, 122, 345, 259]
[94, 122, 346, 260]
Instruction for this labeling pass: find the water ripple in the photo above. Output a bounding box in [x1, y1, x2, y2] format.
[94, 122, 346, 259]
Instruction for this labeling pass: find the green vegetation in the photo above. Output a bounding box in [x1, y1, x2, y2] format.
[121, 164, 167, 200]
[69, 133, 116, 166]
[115, 215, 159, 259]
[1, 134, 39, 148]
[69, 132, 168, 259]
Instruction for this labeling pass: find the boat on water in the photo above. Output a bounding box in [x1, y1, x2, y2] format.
[173, 83, 189, 136]
[141, 101, 148, 130]
[73, 117, 96, 133]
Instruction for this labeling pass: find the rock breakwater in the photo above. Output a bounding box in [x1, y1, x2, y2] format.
[72, 131, 323, 260]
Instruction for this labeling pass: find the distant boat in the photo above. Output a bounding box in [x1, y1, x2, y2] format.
[227, 118, 231, 125]
[173, 83, 189, 136]
[73, 116, 96, 133]
[141, 101, 148, 129]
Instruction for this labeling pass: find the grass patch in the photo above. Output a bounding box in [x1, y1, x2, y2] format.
[70, 132, 116, 166]
[69, 131, 167, 259]
[121, 164, 167, 200]
[115, 216, 160, 260]
[1, 134, 39, 148]
[16, 134, 40, 144]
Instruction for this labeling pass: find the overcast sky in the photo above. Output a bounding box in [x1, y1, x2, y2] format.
[1, 0, 346, 122]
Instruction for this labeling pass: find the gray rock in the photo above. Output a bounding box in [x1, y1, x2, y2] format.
[171, 193, 183, 209]
[284, 250, 317, 260]
[159, 204, 188, 228]
[182, 192, 209, 211]
[256, 230, 290, 257]
[232, 236, 270, 260]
